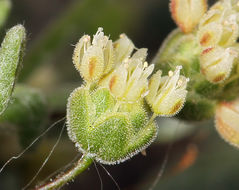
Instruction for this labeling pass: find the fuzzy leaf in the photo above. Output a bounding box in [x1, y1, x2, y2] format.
[0, 24, 26, 115]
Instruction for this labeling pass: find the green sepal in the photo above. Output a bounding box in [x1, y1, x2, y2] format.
[0, 25, 26, 115]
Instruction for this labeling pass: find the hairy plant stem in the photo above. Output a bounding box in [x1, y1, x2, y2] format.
[35, 154, 93, 190]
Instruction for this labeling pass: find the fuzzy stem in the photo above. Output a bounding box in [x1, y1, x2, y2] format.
[35, 154, 93, 190]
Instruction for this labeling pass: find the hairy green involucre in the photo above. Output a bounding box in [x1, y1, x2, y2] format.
[67, 86, 158, 164]
[0, 24, 26, 115]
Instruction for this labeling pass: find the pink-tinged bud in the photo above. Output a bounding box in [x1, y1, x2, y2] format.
[215, 99, 239, 148]
[200, 46, 237, 83]
[170, 0, 208, 33]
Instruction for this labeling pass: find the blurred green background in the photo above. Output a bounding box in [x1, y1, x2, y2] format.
[1, 0, 239, 190]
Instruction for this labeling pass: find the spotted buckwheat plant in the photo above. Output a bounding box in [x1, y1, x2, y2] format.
[34, 1, 239, 189]
[36, 28, 189, 190]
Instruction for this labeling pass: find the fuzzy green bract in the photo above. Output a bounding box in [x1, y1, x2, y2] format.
[67, 86, 157, 164]
[0, 25, 26, 115]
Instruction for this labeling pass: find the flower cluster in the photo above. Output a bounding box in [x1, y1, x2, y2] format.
[167, 0, 239, 148]
[198, 0, 239, 83]
[67, 28, 189, 165]
[170, 0, 239, 83]
[73, 27, 189, 115]
[146, 66, 189, 116]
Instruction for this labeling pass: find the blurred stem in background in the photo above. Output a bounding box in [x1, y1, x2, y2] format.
[0, 0, 11, 30]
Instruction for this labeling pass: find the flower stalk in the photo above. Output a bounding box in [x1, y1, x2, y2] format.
[35, 154, 93, 190]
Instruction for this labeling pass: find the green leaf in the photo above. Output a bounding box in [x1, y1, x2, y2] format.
[0, 0, 11, 30]
[0, 24, 26, 115]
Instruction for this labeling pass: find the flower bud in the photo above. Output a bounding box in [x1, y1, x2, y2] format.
[170, 0, 207, 33]
[215, 99, 239, 148]
[200, 46, 237, 83]
[146, 66, 189, 116]
[73, 28, 114, 83]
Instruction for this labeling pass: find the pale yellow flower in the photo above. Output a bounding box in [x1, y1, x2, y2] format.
[73, 27, 114, 82]
[146, 66, 189, 116]
[100, 49, 154, 102]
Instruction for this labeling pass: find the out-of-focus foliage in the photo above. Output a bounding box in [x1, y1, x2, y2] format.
[0, 85, 47, 147]
[19, 0, 137, 82]
[0, 0, 11, 29]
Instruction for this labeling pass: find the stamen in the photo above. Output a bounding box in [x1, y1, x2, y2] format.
[83, 35, 90, 42]
[123, 57, 129, 63]
[120, 34, 125, 38]
[177, 79, 183, 87]
[143, 61, 148, 68]
[168, 70, 173, 77]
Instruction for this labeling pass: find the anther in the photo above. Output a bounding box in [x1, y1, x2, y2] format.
[143, 61, 148, 68]
[168, 70, 173, 77]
